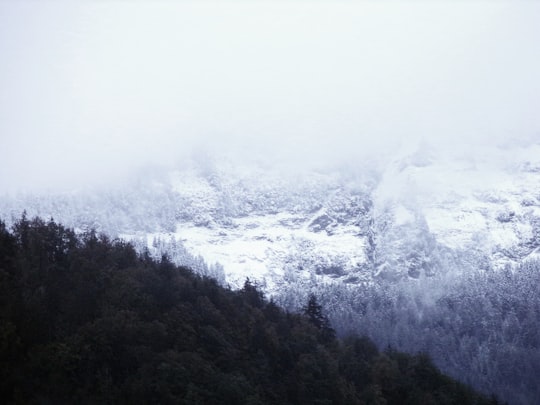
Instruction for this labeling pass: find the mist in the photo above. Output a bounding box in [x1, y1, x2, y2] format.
[1, 1, 539, 192]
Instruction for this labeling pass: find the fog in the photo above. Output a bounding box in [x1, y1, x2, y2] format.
[1, 1, 539, 192]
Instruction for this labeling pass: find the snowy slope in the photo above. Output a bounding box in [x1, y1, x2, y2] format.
[165, 160, 374, 289]
[381, 140, 540, 270]
[162, 140, 540, 286]
[2, 139, 540, 290]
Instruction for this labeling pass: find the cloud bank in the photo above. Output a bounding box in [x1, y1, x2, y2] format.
[1, 1, 539, 191]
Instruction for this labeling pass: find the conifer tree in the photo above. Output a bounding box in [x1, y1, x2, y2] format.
[303, 293, 335, 342]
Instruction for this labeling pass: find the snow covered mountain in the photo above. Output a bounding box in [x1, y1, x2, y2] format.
[155, 138, 540, 289]
[3, 138, 540, 405]
[2, 138, 540, 291]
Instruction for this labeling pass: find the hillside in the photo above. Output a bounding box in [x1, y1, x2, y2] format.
[2, 141, 540, 403]
[0, 216, 501, 404]
[2, 140, 540, 289]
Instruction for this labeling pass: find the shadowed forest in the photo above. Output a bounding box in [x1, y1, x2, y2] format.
[0, 215, 502, 404]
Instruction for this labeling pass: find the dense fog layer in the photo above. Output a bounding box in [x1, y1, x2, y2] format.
[1, 1, 539, 192]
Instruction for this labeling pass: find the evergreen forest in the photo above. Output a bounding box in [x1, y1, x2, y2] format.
[0, 215, 503, 404]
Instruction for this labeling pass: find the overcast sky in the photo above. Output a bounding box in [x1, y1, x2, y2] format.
[1, 0, 539, 192]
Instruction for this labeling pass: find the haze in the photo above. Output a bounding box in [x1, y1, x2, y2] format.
[1, 1, 539, 192]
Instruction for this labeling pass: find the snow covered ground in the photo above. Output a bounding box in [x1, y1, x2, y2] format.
[400, 141, 540, 269]
[173, 211, 367, 289]
[163, 139, 540, 284]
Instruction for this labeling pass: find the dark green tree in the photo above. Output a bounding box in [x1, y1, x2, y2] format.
[303, 293, 335, 342]
[241, 278, 265, 308]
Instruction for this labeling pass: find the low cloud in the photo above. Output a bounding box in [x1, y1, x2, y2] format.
[1, 1, 539, 192]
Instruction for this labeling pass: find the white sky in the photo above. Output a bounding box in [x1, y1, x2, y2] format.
[1, 0, 539, 191]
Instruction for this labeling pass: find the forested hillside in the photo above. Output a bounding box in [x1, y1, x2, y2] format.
[277, 266, 540, 405]
[0, 215, 501, 404]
